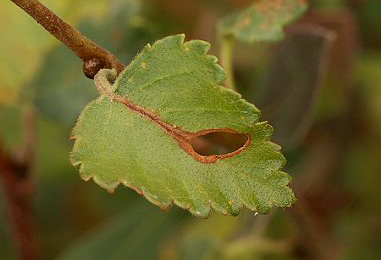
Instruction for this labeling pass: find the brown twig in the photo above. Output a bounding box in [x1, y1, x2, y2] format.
[0, 141, 37, 260]
[9, 0, 125, 79]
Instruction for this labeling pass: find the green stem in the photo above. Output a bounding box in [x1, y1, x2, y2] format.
[220, 36, 237, 91]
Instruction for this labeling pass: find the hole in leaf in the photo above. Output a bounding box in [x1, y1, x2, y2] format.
[191, 131, 249, 156]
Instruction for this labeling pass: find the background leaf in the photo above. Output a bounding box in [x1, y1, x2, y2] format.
[218, 0, 308, 43]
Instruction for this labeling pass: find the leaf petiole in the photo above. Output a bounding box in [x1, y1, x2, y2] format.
[94, 69, 118, 97]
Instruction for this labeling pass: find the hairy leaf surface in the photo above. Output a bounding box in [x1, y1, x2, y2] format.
[71, 35, 295, 217]
[218, 0, 308, 43]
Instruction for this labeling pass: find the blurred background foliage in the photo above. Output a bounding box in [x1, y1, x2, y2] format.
[0, 0, 380, 259]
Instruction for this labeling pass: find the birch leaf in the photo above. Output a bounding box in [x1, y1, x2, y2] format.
[218, 0, 308, 43]
[70, 35, 295, 217]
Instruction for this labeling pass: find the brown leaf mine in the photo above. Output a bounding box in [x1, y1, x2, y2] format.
[119, 97, 251, 164]
[94, 69, 252, 164]
[191, 131, 249, 156]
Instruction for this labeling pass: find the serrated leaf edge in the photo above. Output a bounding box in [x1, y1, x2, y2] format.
[70, 35, 296, 218]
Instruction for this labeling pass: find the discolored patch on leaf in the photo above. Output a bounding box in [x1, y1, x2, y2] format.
[218, 0, 308, 43]
[70, 35, 295, 217]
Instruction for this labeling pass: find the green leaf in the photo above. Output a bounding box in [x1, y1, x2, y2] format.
[218, 0, 308, 43]
[70, 35, 295, 217]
